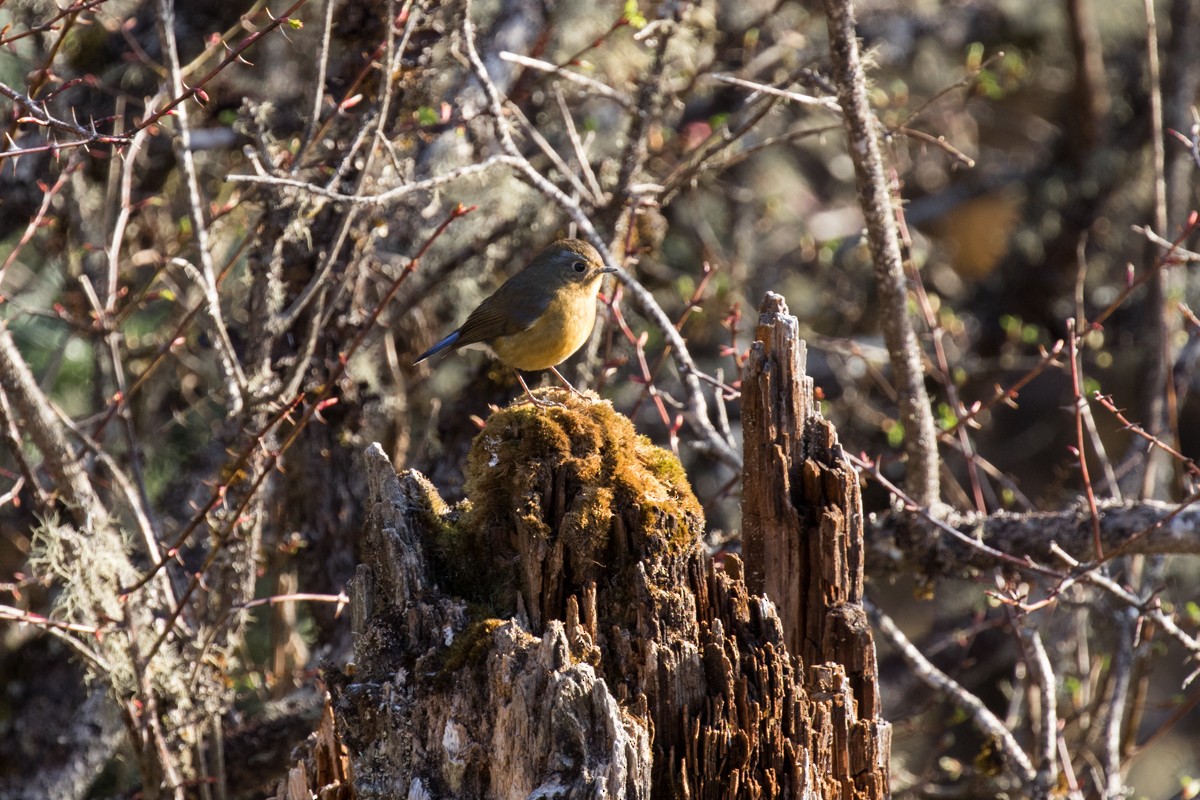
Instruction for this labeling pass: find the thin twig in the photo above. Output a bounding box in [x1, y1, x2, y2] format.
[867, 598, 1036, 783]
[1137, 0, 1176, 501]
[0, 0, 112, 47]
[0, 167, 74, 285]
[1094, 393, 1200, 478]
[507, 100, 600, 205]
[708, 73, 842, 113]
[894, 125, 975, 168]
[851, 453, 1065, 578]
[0, 326, 100, 520]
[156, 0, 247, 410]
[555, 87, 605, 202]
[0, 604, 112, 670]
[897, 51, 1005, 128]
[299, 0, 338, 159]
[139, 203, 474, 663]
[1103, 608, 1136, 798]
[271, 0, 419, 337]
[498, 51, 633, 108]
[135, 0, 311, 135]
[1014, 619, 1061, 797]
[228, 153, 521, 203]
[1134, 222, 1200, 262]
[1049, 543, 1200, 683]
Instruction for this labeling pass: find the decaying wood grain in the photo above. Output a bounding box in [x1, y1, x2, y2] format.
[281, 295, 889, 796]
[742, 291, 890, 791]
[273, 697, 352, 800]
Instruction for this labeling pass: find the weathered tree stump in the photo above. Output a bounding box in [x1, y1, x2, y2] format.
[286, 293, 889, 798]
[742, 292, 887, 736]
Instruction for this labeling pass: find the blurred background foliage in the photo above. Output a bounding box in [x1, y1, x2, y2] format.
[1, 0, 1198, 796]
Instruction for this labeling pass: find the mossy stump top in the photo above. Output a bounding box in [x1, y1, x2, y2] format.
[436, 387, 705, 637]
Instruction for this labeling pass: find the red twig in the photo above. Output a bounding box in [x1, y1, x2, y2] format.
[945, 341, 1066, 435]
[628, 261, 718, 421]
[0, 0, 112, 47]
[849, 451, 1065, 579]
[236, 590, 349, 615]
[1093, 393, 1200, 479]
[610, 290, 676, 448]
[0, 0, 312, 163]
[0, 602, 103, 635]
[0, 167, 75, 284]
[135, 0, 311, 133]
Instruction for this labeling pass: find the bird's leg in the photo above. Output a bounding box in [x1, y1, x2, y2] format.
[548, 366, 587, 398]
[515, 370, 564, 408]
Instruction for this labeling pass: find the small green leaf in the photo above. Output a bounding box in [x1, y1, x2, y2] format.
[936, 402, 957, 430]
[965, 42, 985, 71]
[885, 420, 904, 448]
[415, 106, 439, 126]
[623, 0, 648, 29]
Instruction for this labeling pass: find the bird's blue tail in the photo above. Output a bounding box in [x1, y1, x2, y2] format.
[414, 330, 461, 364]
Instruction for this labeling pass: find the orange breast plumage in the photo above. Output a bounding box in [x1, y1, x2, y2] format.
[489, 281, 600, 371]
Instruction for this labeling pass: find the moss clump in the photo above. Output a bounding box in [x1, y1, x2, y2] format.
[426, 388, 703, 613]
[437, 618, 507, 683]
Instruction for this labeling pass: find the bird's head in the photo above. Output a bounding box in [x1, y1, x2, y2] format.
[532, 239, 618, 288]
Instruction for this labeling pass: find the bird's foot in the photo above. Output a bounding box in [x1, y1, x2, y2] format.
[548, 366, 589, 398]
[517, 391, 566, 409]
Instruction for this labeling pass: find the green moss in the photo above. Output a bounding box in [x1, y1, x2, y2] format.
[405, 470, 452, 519]
[637, 437, 693, 493]
[437, 618, 507, 680]
[417, 388, 705, 620]
[421, 498, 522, 614]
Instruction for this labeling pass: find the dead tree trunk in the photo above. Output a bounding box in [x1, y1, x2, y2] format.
[742, 291, 887, 739]
[281, 294, 889, 799]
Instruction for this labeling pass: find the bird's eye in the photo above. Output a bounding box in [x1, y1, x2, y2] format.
[572, 261, 587, 273]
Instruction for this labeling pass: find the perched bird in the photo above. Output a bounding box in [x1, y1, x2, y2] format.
[414, 238, 617, 407]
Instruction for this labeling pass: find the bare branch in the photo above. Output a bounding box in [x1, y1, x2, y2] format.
[1050, 543, 1200, 685]
[0, 80, 107, 141]
[1014, 621, 1063, 798]
[1134, 223, 1200, 261]
[156, 0, 247, 410]
[555, 88, 606, 202]
[868, 598, 1037, 784]
[0, 331, 100, 522]
[228, 153, 522, 203]
[867, 497, 1200, 578]
[823, 0, 940, 508]
[498, 51, 633, 108]
[708, 73, 842, 114]
[1102, 609, 1136, 798]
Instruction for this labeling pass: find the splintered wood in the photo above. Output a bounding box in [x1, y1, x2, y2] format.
[742, 291, 889, 794]
[289, 294, 889, 798]
[274, 698, 353, 800]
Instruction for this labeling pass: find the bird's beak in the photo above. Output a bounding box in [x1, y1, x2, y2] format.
[598, 266, 619, 275]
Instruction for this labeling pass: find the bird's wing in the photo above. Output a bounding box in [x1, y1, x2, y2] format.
[453, 277, 552, 347]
